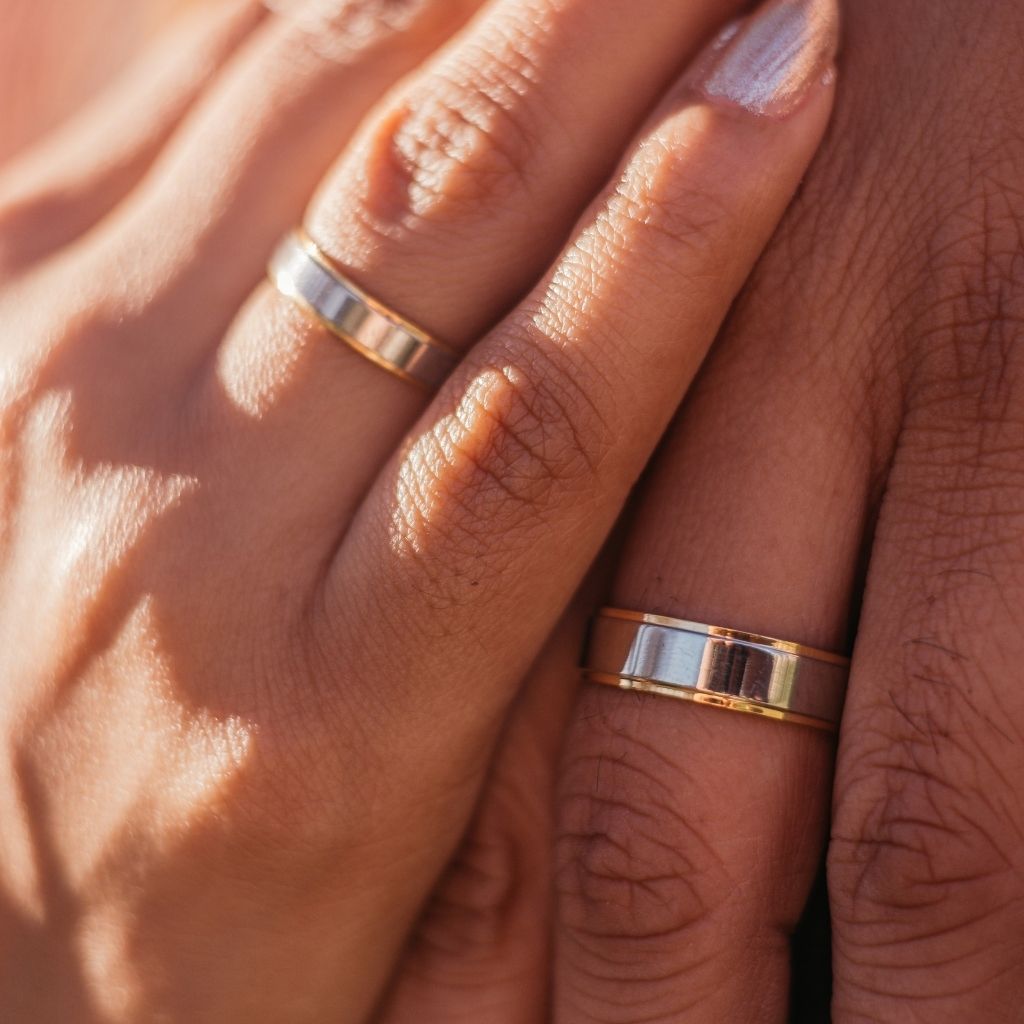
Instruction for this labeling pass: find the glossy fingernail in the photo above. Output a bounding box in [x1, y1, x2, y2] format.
[692, 0, 839, 118]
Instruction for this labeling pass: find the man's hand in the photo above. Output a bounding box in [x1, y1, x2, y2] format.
[545, 1, 1024, 1020]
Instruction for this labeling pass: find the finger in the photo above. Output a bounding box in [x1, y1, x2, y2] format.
[0, 0, 168, 164]
[79, 0, 482, 370]
[539, 3, 865, 1020]
[314, 9, 838, 1009]
[829, 289, 1024, 1014]
[551, 266, 862, 1018]
[375, 593, 590, 1024]
[0, 0, 264, 275]
[216, 0, 750, 536]
[305, 0, 752, 348]
[375, 551, 614, 1024]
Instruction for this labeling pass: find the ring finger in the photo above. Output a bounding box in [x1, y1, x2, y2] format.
[217, 0, 750, 526]
[554, 256, 865, 1021]
[547, 3, 876, 1018]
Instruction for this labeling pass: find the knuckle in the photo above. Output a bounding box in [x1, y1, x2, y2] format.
[604, 133, 734, 276]
[388, 354, 611, 606]
[829, 765, 1023, 997]
[831, 465, 1024, 965]
[356, 42, 551, 232]
[269, 0, 468, 64]
[832, 752, 1014, 925]
[555, 698, 731, 954]
[412, 815, 525, 962]
[832, 665, 1024, 977]
[556, 779, 713, 944]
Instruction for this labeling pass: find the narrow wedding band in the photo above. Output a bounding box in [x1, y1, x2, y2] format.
[268, 230, 458, 390]
[584, 609, 849, 730]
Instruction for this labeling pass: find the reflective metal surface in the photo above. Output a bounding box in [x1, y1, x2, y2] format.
[584, 608, 849, 730]
[268, 230, 457, 391]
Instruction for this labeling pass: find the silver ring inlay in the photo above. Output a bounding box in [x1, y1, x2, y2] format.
[584, 609, 849, 730]
[268, 230, 457, 391]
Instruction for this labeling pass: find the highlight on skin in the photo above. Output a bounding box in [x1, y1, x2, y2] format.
[260, 0, 475, 63]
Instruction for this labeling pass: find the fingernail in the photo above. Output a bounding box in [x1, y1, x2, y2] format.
[691, 0, 839, 118]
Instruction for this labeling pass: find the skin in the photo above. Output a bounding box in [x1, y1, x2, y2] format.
[547, 2, 1024, 1021]
[382, 2, 1024, 1023]
[0, 0, 833, 1021]
[4, 0, 1020, 1021]
[0, 0, 174, 164]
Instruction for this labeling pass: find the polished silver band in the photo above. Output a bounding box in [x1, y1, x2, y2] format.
[584, 609, 849, 730]
[268, 230, 458, 390]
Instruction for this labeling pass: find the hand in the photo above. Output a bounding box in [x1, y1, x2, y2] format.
[0, 0, 835, 1019]
[502, 0, 1024, 1020]
[0, 0, 169, 162]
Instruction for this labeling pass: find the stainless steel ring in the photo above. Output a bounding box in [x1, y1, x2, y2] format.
[268, 230, 458, 391]
[584, 608, 849, 730]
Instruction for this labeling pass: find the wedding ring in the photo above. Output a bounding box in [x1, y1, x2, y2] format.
[268, 230, 458, 390]
[584, 608, 849, 730]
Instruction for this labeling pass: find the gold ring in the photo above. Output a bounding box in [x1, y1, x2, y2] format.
[583, 608, 849, 730]
[268, 230, 458, 391]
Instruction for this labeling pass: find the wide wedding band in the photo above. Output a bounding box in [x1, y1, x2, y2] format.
[584, 608, 849, 730]
[268, 230, 458, 390]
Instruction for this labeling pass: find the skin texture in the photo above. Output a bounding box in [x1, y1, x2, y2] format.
[0, 0, 833, 1020]
[0, 0, 177, 163]
[385, 2, 1024, 1023]
[5, 0, 1021, 1021]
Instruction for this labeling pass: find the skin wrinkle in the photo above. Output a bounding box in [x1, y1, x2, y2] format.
[555, 701, 748, 974]
[414, 831, 526, 957]
[388, 368, 571, 571]
[834, 426, 1024, 1007]
[22, 0, 1024, 1015]
[367, 9, 550, 227]
[381, 18, 555, 221]
[390, 87, 540, 218]
[262, 0, 464, 64]
[551, 1, 1024, 1017]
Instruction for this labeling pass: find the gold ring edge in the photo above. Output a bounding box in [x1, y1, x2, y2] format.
[585, 672, 839, 731]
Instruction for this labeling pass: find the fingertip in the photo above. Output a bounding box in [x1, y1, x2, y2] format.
[688, 0, 840, 121]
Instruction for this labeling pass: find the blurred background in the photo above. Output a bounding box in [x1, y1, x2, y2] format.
[1, 0, 193, 164]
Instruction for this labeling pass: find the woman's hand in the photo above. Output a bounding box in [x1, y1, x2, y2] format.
[0, 0, 836, 1019]
[0, 0, 174, 163]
